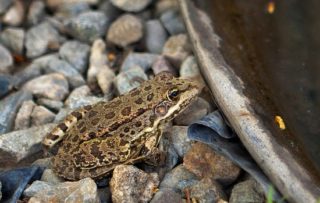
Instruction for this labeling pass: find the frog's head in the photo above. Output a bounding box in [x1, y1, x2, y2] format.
[151, 71, 201, 123]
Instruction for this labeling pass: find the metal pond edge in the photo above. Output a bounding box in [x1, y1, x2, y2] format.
[178, 0, 320, 202]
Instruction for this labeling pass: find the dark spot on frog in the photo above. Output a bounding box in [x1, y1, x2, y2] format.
[108, 99, 122, 108]
[135, 121, 142, 127]
[149, 115, 156, 123]
[119, 139, 128, 146]
[91, 118, 100, 126]
[88, 110, 98, 118]
[84, 105, 92, 111]
[80, 127, 86, 133]
[71, 135, 79, 142]
[88, 132, 96, 139]
[130, 130, 135, 135]
[58, 123, 68, 132]
[124, 127, 129, 133]
[105, 112, 115, 119]
[121, 107, 131, 116]
[71, 111, 83, 120]
[135, 98, 143, 104]
[144, 85, 152, 91]
[130, 88, 141, 96]
[48, 133, 60, 141]
[147, 93, 154, 101]
[77, 121, 85, 129]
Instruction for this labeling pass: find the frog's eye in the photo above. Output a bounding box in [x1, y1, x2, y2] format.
[167, 88, 180, 101]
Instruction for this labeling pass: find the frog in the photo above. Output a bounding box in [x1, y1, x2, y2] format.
[42, 72, 200, 180]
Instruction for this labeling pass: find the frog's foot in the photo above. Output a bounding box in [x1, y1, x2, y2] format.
[144, 148, 166, 166]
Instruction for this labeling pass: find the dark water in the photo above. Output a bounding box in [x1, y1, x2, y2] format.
[196, 0, 320, 178]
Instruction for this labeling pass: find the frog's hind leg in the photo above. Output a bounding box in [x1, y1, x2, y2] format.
[42, 105, 92, 154]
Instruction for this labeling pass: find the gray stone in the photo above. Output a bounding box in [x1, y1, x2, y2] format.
[0, 0, 13, 15]
[229, 179, 265, 203]
[168, 126, 193, 157]
[0, 91, 32, 134]
[0, 27, 25, 54]
[97, 67, 115, 97]
[0, 44, 13, 73]
[0, 181, 2, 201]
[64, 11, 110, 43]
[107, 14, 143, 47]
[160, 9, 186, 35]
[174, 97, 211, 126]
[0, 124, 55, 164]
[32, 157, 52, 170]
[65, 85, 91, 107]
[55, 2, 90, 19]
[98, 187, 111, 203]
[98, 1, 121, 21]
[33, 53, 60, 68]
[23, 73, 69, 101]
[37, 98, 64, 112]
[46, 0, 99, 9]
[162, 34, 192, 68]
[180, 56, 201, 78]
[31, 105, 55, 126]
[151, 188, 182, 203]
[59, 40, 90, 74]
[41, 169, 64, 184]
[152, 56, 177, 76]
[28, 178, 99, 203]
[114, 66, 148, 95]
[155, 0, 179, 16]
[26, 22, 62, 58]
[13, 63, 42, 88]
[145, 20, 168, 54]
[27, 0, 46, 26]
[24, 180, 55, 197]
[0, 74, 13, 98]
[121, 52, 159, 72]
[110, 165, 159, 203]
[14, 100, 36, 130]
[2, 0, 24, 26]
[110, 0, 152, 12]
[45, 59, 86, 88]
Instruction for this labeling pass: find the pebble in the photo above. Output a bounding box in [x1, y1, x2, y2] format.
[114, 66, 148, 95]
[0, 166, 42, 203]
[37, 98, 64, 112]
[162, 34, 192, 68]
[32, 157, 52, 170]
[110, 165, 159, 203]
[151, 188, 182, 203]
[64, 11, 110, 43]
[46, 0, 99, 9]
[0, 0, 13, 15]
[59, 40, 90, 74]
[0, 124, 55, 165]
[188, 177, 227, 203]
[145, 20, 168, 53]
[30, 105, 55, 126]
[107, 14, 143, 47]
[27, 0, 45, 26]
[87, 39, 108, 87]
[2, 0, 25, 26]
[0, 74, 13, 98]
[13, 63, 42, 88]
[98, 187, 112, 203]
[24, 180, 55, 197]
[23, 73, 69, 101]
[41, 169, 64, 184]
[180, 56, 201, 78]
[0, 27, 25, 55]
[25, 22, 62, 58]
[160, 9, 186, 35]
[229, 179, 265, 203]
[0, 91, 32, 134]
[183, 142, 241, 186]
[152, 56, 177, 76]
[14, 100, 36, 130]
[110, 0, 153, 12]
[0, 44, 13, 73]
[174, 97, 211, 125]
[64, 85, 92, 107]
[99, 1, 121, 21]
[155, 0, 179, 16]
[121, 52, 159, 72]
[28, 178, 99, 203]
[55, 2, 90, 19]
[45, 59, 86, 88]
[33, 53, 60, 68]
[97, 67, 116, 97]
[168, 126, 193, 157]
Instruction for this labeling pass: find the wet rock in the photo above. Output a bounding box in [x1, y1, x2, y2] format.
[168, 126, 193, 157]
[31, 105, 55, 126]
[23, 73, 69, 101]
[55, 2, 90, 19]
[229, 179, 265, 203]
[41, 169, 64, 184]
[24, 180, 55, 197]
[183, 142, 241, 185]
[110, 165, 159, 203]
[0, 74, 13, 98]
[151, 188, 182, 203]
[114, 66, 148, 95]
[2, 0, 25, 26]
[160, 165, 198, 192]
[107, 14, 143, 47]
[87, 39, 108, 87]
[160, 9, 186, 35]
[0, 27, 25, 55]
[174, 97, 211, 125]
[26, 22, 62, 58]
[0, 0, 13, 15]
[121, 52, 159, 72]
[27, 0, 45, 26]
[0, 44, 13, 73]
[46, 59, 86, 88]
[0, 124, 55, 164]
[28, 178, 99, 203]
[152, 56, 177, 76]
[59, 40, 90, 74]
[0, 91, 32, 133]
[65, 85, 91, 107]
[37, 98, 64, 112]
[145, 20, 168, 53]
[110, 0, 152, 12]
[162, 34, 192, 68]
[46, 0, 99, 9]
[97, 67, 115, 97]
[189, 177, 226, 203]
[14, 100, 36, 130]
[64, 11, 110, 43]
[0, 166, 42, 203]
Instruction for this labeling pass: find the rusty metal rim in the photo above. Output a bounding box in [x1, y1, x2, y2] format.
[178, 0, 320, 202]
